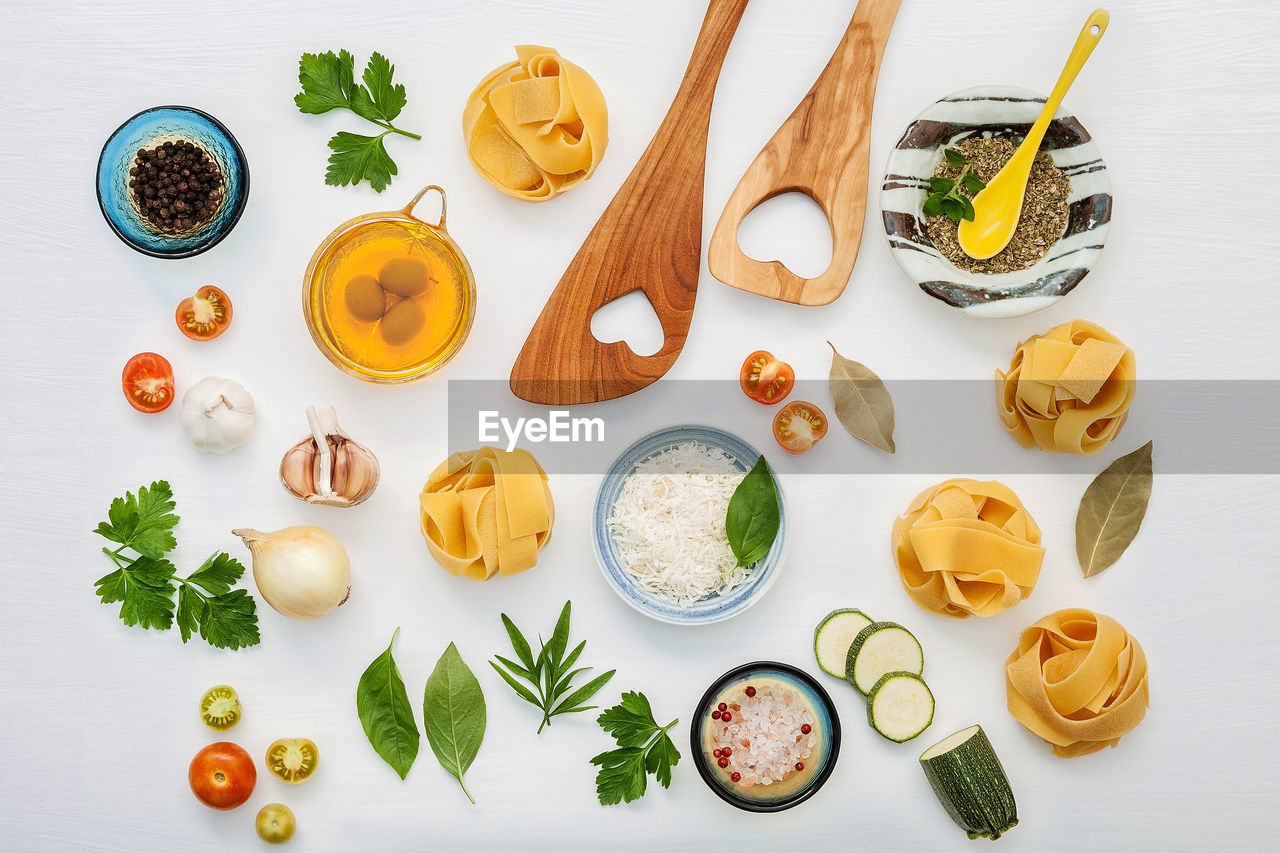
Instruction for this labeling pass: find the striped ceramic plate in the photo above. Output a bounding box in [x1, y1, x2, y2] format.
[880, 85, 1112, 318]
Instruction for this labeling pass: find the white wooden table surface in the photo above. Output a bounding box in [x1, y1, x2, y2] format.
[2, 1, 1277, 850]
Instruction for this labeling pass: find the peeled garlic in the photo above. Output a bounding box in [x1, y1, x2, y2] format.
[233, 526, 351, 620]
[280, 407, 380, 507]
[180, 377, 255, 453]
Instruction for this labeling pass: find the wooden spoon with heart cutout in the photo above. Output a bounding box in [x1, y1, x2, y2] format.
[510, 0, 751, 405]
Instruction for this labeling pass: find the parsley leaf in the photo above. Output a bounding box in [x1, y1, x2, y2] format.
[591, 691, 679, 805]
[352, 51, 407, 123]
[94, 480, 179, 559]
[93, 482, 260, 650]
[326, 131, 397, 193]
[94, 556, 177, 631]
[296, 49, 420, 192]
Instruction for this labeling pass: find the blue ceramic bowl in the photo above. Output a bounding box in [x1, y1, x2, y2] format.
[692, 661, 841, 812]
[592, 424, 787, 625]
[96, 106, 249, 258]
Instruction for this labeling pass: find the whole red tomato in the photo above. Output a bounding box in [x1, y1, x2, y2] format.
[188, 742, 256, 810]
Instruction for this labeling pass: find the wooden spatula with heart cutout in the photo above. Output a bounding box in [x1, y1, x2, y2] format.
[510, 0, 751, 405]
[708, 0, 900, 306]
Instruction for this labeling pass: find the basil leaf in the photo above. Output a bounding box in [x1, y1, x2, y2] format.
[423, 642, 485, 803]
[724, 456, 781, 568]
[356, 628, 419, 780]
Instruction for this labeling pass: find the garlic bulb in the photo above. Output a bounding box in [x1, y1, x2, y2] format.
[280, 407, 380, 507]
[232, 527, 351, 620]
[180, 377, 255, 453]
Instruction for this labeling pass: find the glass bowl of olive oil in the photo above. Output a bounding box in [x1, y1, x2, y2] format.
[303, 185, 476, 384]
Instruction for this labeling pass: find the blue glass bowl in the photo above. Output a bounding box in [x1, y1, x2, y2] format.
[96, 106, 249, 258]
[592, 424, 787, 625]
[692, 661, 841, 812]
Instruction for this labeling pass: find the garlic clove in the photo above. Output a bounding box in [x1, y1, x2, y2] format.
[279, 407, 380, 507]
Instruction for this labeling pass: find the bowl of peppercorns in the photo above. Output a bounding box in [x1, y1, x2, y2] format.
[96, 106, 249, 259]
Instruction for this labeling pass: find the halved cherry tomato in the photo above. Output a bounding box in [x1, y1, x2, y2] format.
[121, 352, 175, 413]
[773, 401, 828, 454]
[175, 285, 233, 341]
[739, 351, 795, 405]
[265, 738, 318, 784]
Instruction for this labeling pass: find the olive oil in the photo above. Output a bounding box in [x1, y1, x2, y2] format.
[310, 218, 471, 379]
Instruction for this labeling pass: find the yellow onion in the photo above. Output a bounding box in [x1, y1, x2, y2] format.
[232, 526, 351, 620]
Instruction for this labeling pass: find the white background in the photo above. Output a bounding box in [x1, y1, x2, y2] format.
[2, 0, 1277, 850]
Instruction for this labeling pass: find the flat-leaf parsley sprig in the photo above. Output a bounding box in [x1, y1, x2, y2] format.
[295, 50, 421, 193]
[94, 480, 260, 650]
[591, 691, 680, 805]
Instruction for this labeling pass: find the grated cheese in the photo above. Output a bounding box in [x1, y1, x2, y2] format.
[606, 441, 751, 607]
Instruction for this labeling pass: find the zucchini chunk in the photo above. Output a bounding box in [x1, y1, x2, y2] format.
[919, 725, 1018, 840]
[814, 609, 873, 677]
[845, 621, 924, 694]
[866, 671, 934, 742]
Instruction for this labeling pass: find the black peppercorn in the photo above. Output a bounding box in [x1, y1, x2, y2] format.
[129, 139, 224, 233]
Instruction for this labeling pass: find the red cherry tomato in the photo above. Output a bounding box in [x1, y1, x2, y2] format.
[739, 351, 794, 405]
[175, 285, 233, 341]
[773, 401, 828, 454]
[188, 741, 256, 810]
[121, 352, 175, 414]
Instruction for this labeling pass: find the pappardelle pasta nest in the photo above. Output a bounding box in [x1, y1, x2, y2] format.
[1006, 608, 1150, 758]
[892, 479, 1044, 619]
[996, 318, 1135, 455]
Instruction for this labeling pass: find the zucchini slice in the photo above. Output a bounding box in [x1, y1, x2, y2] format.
[813, 609, 873, 678]
[920, 725, 1018, 840]
[866, 671, 934, 742]
[845, 621, 924, 694]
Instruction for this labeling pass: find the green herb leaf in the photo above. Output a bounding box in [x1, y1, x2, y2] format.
[592, 691, 679, 805]
[491, 602, 615, 734]
[941, 197, 964, 222]
[1076, 441, 1154, 578]
[423, 642, 485, 804]
[325, 131, 397, 193]
[356, 628, 420, 780]
[724, 456, 780, 568]
[295, 50, 357, 114]
[185, 552, 245, 597]
[175, 584, 200, 643]
[929, 177, 955, 194]
[922, 194, 944, 217]
[194, 589, 260, 651]
[95, 555, 178, 631]
[352, 51, 407, 123]
[94, 480, 179, 558]
[944, 147, 965, 167]
[827, 342, 896, 454]
[959, 195, 977, 222]
[963, 172, 987, 194]
[296, 49, 420, 191]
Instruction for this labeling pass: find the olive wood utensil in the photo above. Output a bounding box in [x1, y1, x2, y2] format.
[708, 0, 900, 306]
[510, 0, 751, 405]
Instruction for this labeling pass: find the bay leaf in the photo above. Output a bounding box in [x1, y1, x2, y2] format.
[356, 627, 420, 780]
[1075, 441, 1154, 578]
[423, 641, 486, 803]
[827, 342, 895, 454]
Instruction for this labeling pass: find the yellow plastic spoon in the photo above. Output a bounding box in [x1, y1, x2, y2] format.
[957, 8, 1109, 260]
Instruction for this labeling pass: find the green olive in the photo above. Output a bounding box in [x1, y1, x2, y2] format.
[379, 298, 426, 346]
[379, 257, 430, 298]
[344, 275, 387, 323]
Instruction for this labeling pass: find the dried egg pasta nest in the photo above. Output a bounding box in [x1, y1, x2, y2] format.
[419, 448, 554, 581]
[996, 318, 1135, 455]
[1006, 608, 1150, 758]
[463, 45, 608, 202]
[892, 479, 1044, 619]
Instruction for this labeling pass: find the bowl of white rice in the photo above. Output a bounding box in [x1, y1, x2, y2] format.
[593, 424, 788, 625]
